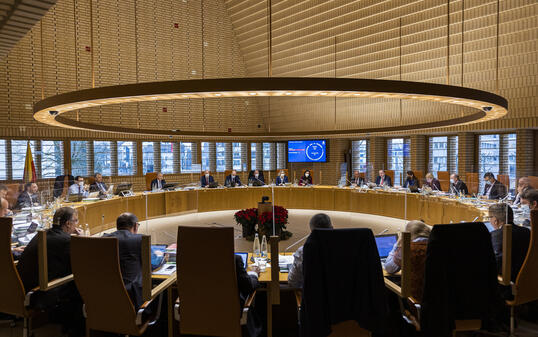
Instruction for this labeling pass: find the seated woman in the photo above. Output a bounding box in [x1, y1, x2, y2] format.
[403, 170, 419, 189]
[384, 220, 431, 274]
[422, 172, 441, 191]
[275, 170, 288, 185]
[299, 170, 313, 186]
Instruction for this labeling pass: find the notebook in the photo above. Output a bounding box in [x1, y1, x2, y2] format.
[374, 234, 398, 262]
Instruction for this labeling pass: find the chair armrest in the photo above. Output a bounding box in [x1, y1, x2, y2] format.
[294, 289, 302, 309]
[136, 292, 164, 326]
[384, 277, 403, 296]
[174, 298, 180, 322]
[46, 274, 74, 290]
[150, 272, 176, 299]
[244, 290, 257, 309]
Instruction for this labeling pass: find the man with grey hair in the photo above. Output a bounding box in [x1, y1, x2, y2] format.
[513, 177, 533, 205]
[288, 213, 333, 288]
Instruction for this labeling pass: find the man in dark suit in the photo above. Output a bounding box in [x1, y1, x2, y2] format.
[375, 170, 392, 187]
[150, 172, 166, 190]
[349, 170, 365, 186]
[89, 172, 108, 194]
[483, 172, 507, 200]
[15, 182, 40, 209]
[16, 207, 84, 336]
[104, 213, 144, 309]
[513, 177, 532, 206]
[225, 170, 241, 187]
[249, 169, 265, 186]
[275, 170, 289, 185]
[450, 174, 469, 195]
[200, 170, 215, 187]
[489, 203, 530, 282]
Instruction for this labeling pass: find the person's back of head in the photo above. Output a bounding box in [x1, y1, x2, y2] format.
[405, 220, 431, 241]
[309, 213, 333, 231]
[522, 188, 538, 209]
[23, 182, 33, 192]
[53, 207, 76, 229]
[488, 203, 514, 226]
[116, 212, 139, 233]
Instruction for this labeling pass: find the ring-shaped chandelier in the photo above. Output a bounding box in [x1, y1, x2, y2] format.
[33, 77, 508, 138]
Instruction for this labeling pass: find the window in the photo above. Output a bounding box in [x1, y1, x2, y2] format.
[276, 143, 286, 170]
[142, 142, 154, 174]
[117, 141, 136, 176]
[262, 143, 272, 170]
[180, 142, 197, 173]
[41, 141, 64, 178]
[161, 142, 175, 174]
[352, 140, 368, 173]
[387, 138, 407, 186]
[251, 143, 257, 170]
[0, 140, 7, 180]
[71, 141, 88, 176]
[429, 136, 448, 176]
[93, 141, 112, 176]
[506, 134, 517, 191]
[478, 134, 500, 191]
[233, 143, 242, 171]
[11, 140, 36, 180]
[201, 142, 210, 171]
[216, 143, 226, 172]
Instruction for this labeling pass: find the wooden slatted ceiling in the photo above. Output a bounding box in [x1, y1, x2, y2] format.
[0, 0, 56, 59]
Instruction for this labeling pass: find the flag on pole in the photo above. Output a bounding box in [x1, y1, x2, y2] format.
[23, 141, 37, 183]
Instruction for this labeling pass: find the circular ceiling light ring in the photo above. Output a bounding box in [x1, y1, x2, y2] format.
[33, 77, 508, 138]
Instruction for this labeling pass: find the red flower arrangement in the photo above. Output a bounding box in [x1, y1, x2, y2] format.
[234, 206, 292, 241]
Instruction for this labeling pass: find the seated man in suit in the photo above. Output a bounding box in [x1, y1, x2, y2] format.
[16, 207, 84, 336]
[513, 177, 533, 206]
[235, 254, 261, 336]
[375, 170, 392, 187]
[89, 173, 108, 194]
[288, 213, 333, 288]
[450, 173, 468, 195]
[349, 170, 365, 187]
[403, 170, 419, 189]
[15, 182, 40, 209]
[483, 172, 507, 200]
[200, 170, 215, 187]
[489, 203, 530, 283]
[423, 172, 441, 191]
[249, 169, 265, 186]
[150, 172, 166, 191]
[275, 170, 289, 186]
[225, 170, 242, 187]
[299, 170, 313, 186]
[68, 176, 89, 198]
[104, 213, 144, 309]
[520, 189, 538, 227]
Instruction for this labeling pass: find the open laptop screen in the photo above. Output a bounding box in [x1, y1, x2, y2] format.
[235, 252, 248, 269]
[374, 234, 398, 258]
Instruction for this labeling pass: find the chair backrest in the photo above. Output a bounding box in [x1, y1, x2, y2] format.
[87, 176, 96, 186]
[497, 174, 510, 191]
[70, 236, 141, 336]
[528, 176, 538, 190]
[302, 228, 388, 336]
[224, 170, 233, 178]
[465, 173, 479, 195]
[145, 172, 158, 191]
[413, 170, 424, 185]
[177, 226, 241, 337]
[512, 210, 538, 306]
[384, 170, 394, 185]
[0, 218, 27, 317]
[275, 169, 288, 177]
[409, 241, 428, 303]
[437, 171, 450, 191]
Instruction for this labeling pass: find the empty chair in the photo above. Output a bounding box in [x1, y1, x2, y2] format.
[300, 228, 390, 337]
[175, 226, 256, 337]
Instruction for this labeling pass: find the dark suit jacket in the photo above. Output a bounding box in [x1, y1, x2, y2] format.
[491, 224, 530, 282]
[483, 180, 507, 200]
[150, 178, 166, 190]
[15, 192, 39, 210]
[225, 175, 241, 187]
[89, 181, 108, 193]
[200, 175, 214, 187]
[403, 177, 418, 188]
[104, 230, 143, 309]
[17, 227, 72, 292]
[249, 175, 265, 185]
[375, 175, 392, 187]
[299, 175, 313, 186]
[235, 255, 258, 310]
[276, 175, 289, 185]
[451, 180, 469, 195]
[349, 176, 365, 186]
[423, 178, 442, 191]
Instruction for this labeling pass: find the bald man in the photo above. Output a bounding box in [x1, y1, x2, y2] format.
[513, 177, 533, 206]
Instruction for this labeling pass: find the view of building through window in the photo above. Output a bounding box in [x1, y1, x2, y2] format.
[142, 142, 154, 174]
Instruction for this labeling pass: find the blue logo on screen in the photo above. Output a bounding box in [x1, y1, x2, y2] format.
[288, 140, 327, 163]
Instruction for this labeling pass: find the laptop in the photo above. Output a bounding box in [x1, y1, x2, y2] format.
[375, 234, 398, 263]
[151, 244, 168, 270]
[235, 252, 249, 269]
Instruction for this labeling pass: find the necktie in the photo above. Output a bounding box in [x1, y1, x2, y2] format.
[381, 177, 384, 185]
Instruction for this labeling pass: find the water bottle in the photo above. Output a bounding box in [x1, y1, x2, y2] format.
[253, 233, 261, 259]
[261, 235, 268, 259]
[84, 224, 91, 236]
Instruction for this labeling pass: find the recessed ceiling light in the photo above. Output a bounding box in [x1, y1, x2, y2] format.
[249, 92, 257, 95]
[354, 93, 362, 96]
[320, 92, 328, 95]
[285, 92, 292, 95]
[214, 93, 222, 96]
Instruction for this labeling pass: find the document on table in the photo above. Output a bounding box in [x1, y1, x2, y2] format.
[153, 263, 176, 275]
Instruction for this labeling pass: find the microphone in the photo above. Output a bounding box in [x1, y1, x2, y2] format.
[376, 228, 389, 235]
[472, 216, 479, 222]
[284, 233, 310, 252]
